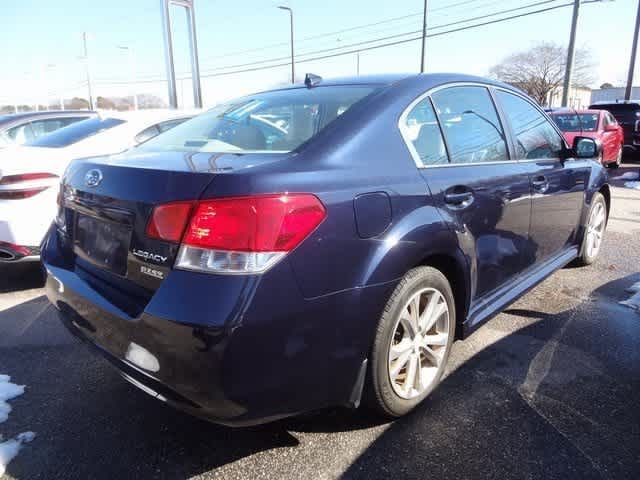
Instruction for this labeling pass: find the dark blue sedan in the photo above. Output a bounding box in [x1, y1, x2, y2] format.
[42, 73, 609, 425]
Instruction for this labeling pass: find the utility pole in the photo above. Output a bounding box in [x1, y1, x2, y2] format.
[562, 0, 581, 107]
[82, 32, 94, 110]
[420, 0, 428, 72]
[625, 0, 640, 100]
[278, 6, 295, 84]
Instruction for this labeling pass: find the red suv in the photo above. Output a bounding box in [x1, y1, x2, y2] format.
[549, 109, 623, 168]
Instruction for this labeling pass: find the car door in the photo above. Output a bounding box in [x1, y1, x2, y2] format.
[494, 89, 589, 264]
[602, 112, 622, 161]
[401, 85, 535, 301]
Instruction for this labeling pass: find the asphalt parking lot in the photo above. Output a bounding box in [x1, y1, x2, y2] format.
[1, 163, 639, 480]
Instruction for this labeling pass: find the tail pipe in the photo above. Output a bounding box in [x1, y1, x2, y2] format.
[0, 242, 40, 262]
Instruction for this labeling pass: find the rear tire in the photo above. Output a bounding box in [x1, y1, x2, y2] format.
[575, 192, 607, 266]
[364, 266, 455, 418]
[607, 148, 622, 168]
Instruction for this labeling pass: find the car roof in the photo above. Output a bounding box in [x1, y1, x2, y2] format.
[251, 72, 519, 96]
[0, 110, 97, 128]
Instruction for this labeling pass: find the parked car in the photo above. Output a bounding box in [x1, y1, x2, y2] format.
[0, 110, 97, 148]
[0, 110, 196, 261]
[41, 74, 609, 426]
[549, 108, 623, 167]
[589, 101, 640, 155]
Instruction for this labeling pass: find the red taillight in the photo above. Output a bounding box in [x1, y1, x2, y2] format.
[183, 194, 326, 252]
[146, 194, 326, 274]
[0, 173, 59, 200]
[146, 201, 194, 243]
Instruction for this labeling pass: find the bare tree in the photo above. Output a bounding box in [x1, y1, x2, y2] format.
[489, 42, 595, 105]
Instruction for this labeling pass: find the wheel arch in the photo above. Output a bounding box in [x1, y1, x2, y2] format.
[418, 251, 470, 340]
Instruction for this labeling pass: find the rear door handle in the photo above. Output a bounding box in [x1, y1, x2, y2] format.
[444, 190, 474, 209]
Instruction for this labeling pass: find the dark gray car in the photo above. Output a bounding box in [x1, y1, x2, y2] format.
[0, 110, 97, 148]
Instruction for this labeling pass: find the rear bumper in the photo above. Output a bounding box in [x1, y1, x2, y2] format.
[42, 226, 395, 426]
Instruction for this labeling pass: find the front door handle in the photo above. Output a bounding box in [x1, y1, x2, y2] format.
[532, 176, 549, 193]
[444, 189, 474, 209]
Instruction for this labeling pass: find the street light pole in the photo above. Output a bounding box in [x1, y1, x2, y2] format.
[82, 32, 94, 110]
[562, 0, 581, 107]
[625, 0, 640, 100]
[118, 46, 138, 110]
[420, 0, 428, 73]
[278, 6, 295, 84]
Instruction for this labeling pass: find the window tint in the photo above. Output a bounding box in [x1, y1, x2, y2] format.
[136, 85, 377, 154]
[401, 97, 448, 166]
[27, 117, 126, 148]
[29, 117, 85, 138]
[496, 91, 563, 159]
[431, 86, 507, 164]
[551, 113, 598, 132]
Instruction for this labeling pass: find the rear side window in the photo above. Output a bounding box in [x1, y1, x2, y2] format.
[496, 91, 563, 159]
[29, 117, 87, 138]
[401, 97, 448, 166]
[6, 123, 35, 144]
[27, 117, 125, 148]
[431, 86, 508, 164]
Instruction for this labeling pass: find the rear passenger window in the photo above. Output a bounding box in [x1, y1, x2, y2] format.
[431, 86, 508, 164]
[496, 90, 563, 160]
[401, 97, 448, 166]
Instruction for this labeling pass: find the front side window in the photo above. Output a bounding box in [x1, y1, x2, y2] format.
[431, 86, 508, 164]
[401, 97, 448, 166]
[136, 85, 377, 154]
[496, 91, 563, 160]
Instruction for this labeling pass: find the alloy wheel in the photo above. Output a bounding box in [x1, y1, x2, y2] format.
[586, 201, 606, 258]
[387, 288, 450, 399]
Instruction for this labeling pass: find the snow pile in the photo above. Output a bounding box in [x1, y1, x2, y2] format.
[0, 375, 35, 476]
[624, 181, 640, 190]
[621, 281, 640, 312]
[0, 432, 36, 476]
[0, 376, 24, 424]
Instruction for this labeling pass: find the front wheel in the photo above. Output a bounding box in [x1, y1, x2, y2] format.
[365, 266, 455, 418]
[575, 192, 607, 266]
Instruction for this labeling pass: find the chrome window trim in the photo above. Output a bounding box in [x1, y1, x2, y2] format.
[398, 81, 516, 169]
[398, 81, 567, 169]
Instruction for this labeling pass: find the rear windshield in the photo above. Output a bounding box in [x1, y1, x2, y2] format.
[27, 117, 125, 148]
[551, 113, 599, 132]
[136, 85, 377, 154]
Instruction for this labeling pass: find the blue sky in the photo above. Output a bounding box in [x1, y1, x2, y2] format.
[0, 0, 636, 107]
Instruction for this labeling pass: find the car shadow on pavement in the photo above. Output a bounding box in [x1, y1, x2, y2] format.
[0, 262, 45, 293]
[339, 273, 640, 480]
[2, 274, 639, 479]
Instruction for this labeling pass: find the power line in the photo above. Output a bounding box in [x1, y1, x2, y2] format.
[94, 0, 571, 85]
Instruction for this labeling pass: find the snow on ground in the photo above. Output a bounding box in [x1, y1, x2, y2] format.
[624, 181, 640, 190]
[0, 375, 35, 476]
[618, 171, 639, 180]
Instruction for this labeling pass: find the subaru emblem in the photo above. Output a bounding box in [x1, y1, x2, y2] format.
[84, 169, 103, 188]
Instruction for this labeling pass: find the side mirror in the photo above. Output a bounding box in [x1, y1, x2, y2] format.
[572, 136, 601, 159]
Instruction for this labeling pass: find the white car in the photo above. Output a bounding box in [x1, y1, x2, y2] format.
[0, 109, 197, 262]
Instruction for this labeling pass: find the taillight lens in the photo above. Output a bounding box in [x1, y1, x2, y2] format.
[148, 194, 326, 274]
[146, 201, 194, 243]
[0, 173, 59, 200]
